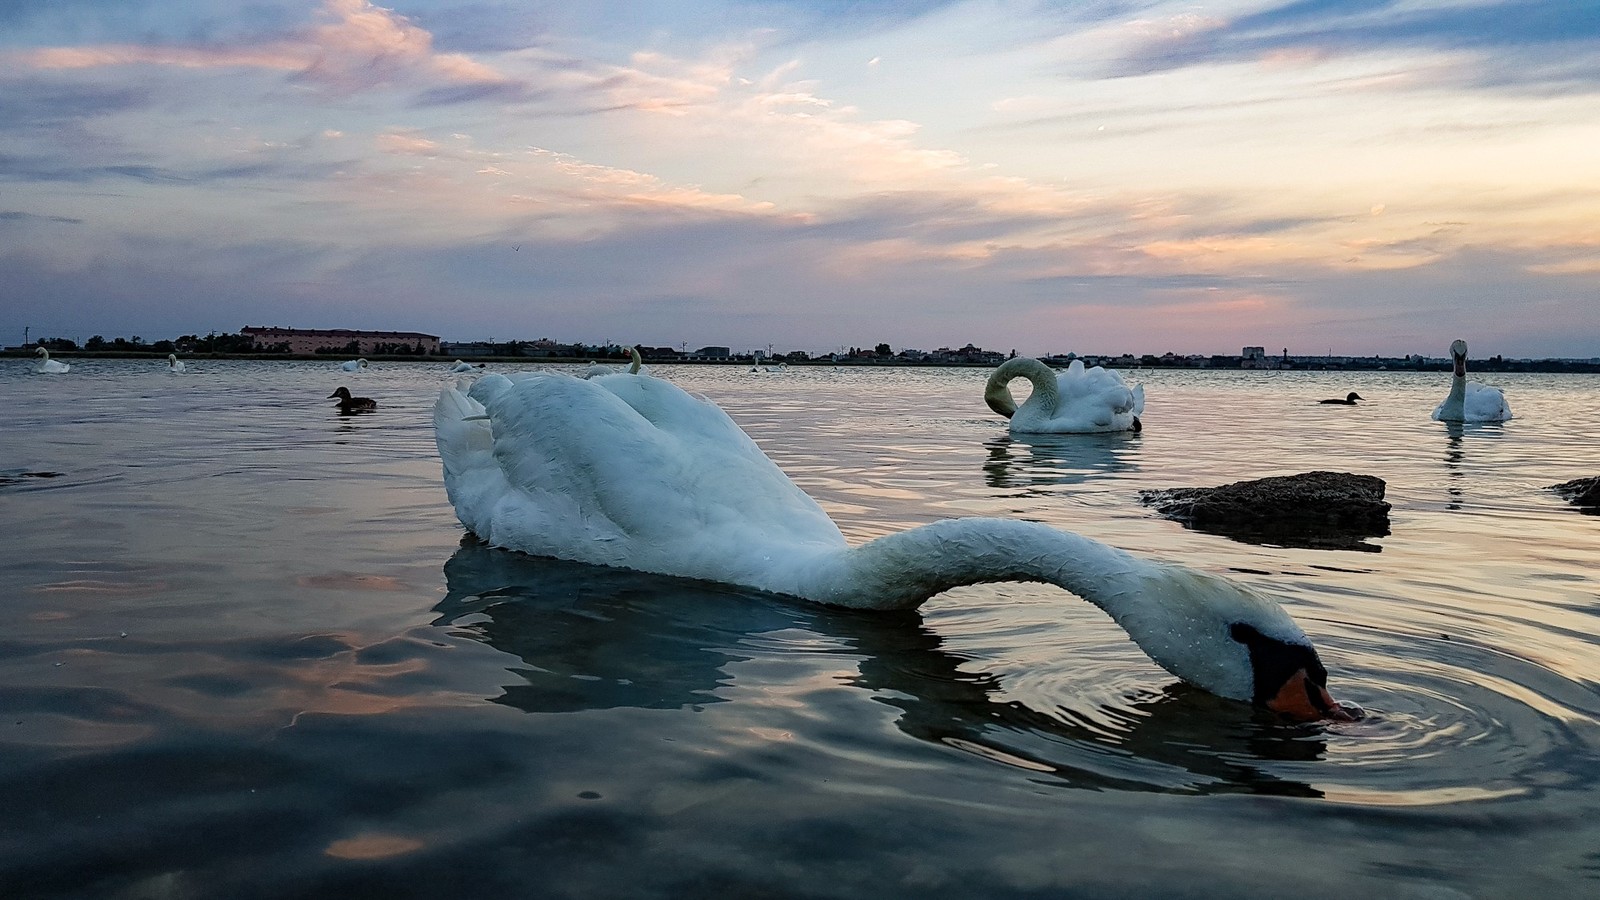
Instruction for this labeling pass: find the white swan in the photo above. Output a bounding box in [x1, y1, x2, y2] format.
[450, 359, 484, 373]
[581, 347, 645, 379]
[31, 347, 70, 374]
[166, 353, 187, 374]
[341, 357, 369, 372]
[986, 357, 1144, 433]
[1431, 340, 1511, 423]
[434, 370, 1354, 722]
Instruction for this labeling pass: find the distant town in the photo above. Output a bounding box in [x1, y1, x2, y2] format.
[7, 325, 1600, 373]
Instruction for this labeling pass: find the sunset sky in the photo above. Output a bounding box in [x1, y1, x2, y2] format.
[3, 0, 1597, 357]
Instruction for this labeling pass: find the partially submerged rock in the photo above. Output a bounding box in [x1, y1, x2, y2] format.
[1550, 476, 1600, 513]
[1140, 471, 1391, 552]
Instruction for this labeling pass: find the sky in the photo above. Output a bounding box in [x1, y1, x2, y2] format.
[2, 0, 1597, 358]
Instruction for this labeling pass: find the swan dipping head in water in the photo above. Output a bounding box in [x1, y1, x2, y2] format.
[1431, 339, 1511, 423]
[986, 357, 1144, 433]
[434, 370, 1356, 722]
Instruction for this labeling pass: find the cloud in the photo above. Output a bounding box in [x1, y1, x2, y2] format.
[8, 0, 511, 96]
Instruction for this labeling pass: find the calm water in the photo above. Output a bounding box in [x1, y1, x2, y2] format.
[2, 358, 1598, 899]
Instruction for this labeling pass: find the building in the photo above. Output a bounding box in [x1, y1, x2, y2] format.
[242, 326, 440, 355]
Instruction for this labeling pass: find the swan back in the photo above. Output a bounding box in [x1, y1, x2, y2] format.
[436, 372, 846, 583]
[342, 358, 369, 372]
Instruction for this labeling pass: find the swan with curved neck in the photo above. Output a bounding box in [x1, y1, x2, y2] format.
[985, 357, 1144, 433]
[341, 357, 369, 372]
[166, 353, 186, 374]
[1431, 340, 1511, 423]
[581, 346, 644, 379]
[32, 347, 70, 374]
[435, 371, 1353, 721]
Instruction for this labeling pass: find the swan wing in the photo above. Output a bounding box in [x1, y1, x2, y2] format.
[1464, 382, 1512, 422]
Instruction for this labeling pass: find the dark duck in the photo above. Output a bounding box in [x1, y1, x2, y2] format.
[1320, 392, 1363, 405]
[329, 386, 377, 414]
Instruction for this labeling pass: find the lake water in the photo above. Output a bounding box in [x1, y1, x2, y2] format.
[2, 358, 1598, 899]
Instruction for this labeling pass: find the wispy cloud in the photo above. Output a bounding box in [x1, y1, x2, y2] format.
[9, 0, 510, 95]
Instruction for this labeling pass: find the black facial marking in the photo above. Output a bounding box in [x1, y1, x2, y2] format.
[1229, 623, 1329, 706]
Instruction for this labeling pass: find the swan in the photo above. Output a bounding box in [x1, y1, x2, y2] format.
[450, 360, 485, 373]
[341, 358, 369, 372]
[985, 357, 1144, 433]
[581, 347, 644, 379]
[329, 386, 377, 413]
[1431, 340, 1511, 423]
[31, 347, 70, 374]
[166, 353, 187, 375]
[434, 370, 1355, 722]
[1320, 392, 1361, 405]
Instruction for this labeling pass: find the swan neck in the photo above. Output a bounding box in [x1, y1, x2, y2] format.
[984, 358, 1058, 419]
[803, 518, 1142, 612]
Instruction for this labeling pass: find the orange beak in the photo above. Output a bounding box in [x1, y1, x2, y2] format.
[1265, 668, 1358, 722]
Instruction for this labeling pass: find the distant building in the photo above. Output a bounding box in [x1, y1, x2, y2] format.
[243, 326, 440, 355]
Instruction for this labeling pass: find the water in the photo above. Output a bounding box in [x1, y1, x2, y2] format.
[2, 359, 1598, 898]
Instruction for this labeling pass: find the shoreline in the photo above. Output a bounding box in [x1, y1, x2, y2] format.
[6, 349, 1599, 373]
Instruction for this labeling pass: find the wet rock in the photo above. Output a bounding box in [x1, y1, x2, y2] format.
[1140, 471, 1391, 552]
[1550, 476, 1600, 513]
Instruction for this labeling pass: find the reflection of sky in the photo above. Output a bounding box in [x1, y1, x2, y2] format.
[3, 1, 1598, 357]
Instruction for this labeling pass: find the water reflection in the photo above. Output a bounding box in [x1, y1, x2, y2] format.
[982, 432, 1139, 492]
[435, 540, 1327, 796]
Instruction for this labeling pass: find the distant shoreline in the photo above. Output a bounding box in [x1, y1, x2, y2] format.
[7, 349, 1599, 373]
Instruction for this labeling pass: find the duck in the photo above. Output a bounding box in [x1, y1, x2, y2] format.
[341, 357, 369, 372]
[433, 369, 1355, 722]
[329, 386, 377, 413]
[580, 347, 645, 379]
[166, 353, 187, 375]
[985, 357, 1144, 433]
[1320, 392, 1362, 405]
[1431, 339, 1511, 423]
[31, 347, 70, 374]
[450, 360, 485, 373]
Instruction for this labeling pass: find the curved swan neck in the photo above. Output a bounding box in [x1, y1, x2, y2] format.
[984, 357, 1059, 419]
[787, 517, 1305, 702]
[800, 518, 1145, 611]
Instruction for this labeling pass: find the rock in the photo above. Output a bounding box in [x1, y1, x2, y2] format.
[1140, 471, 1391, 552]
[1550, 476, 1600, 512]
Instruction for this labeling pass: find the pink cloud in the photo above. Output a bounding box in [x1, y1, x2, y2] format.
[12, 0, 506, 93]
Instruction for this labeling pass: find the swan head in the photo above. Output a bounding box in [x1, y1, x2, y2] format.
[1228, 623, 1355, 722]
[34, 347, 47, 357]
[1448, 339, 1468, 376]
[1106, 564, 1357, 722]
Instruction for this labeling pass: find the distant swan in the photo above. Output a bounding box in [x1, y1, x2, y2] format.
[341, 358, 369, 372]
[166, 353, 187, 375]
[1432, 340, 1511, 423]
[434, 370, 1354, 721]
[450, 360, 485, 373]
[31, 347, 69, 374]
[329, 386, 376, 413]
[986, 357, 1144, 433]
[581, 347, 644, 379]
[1320, 392, 1361, 405]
